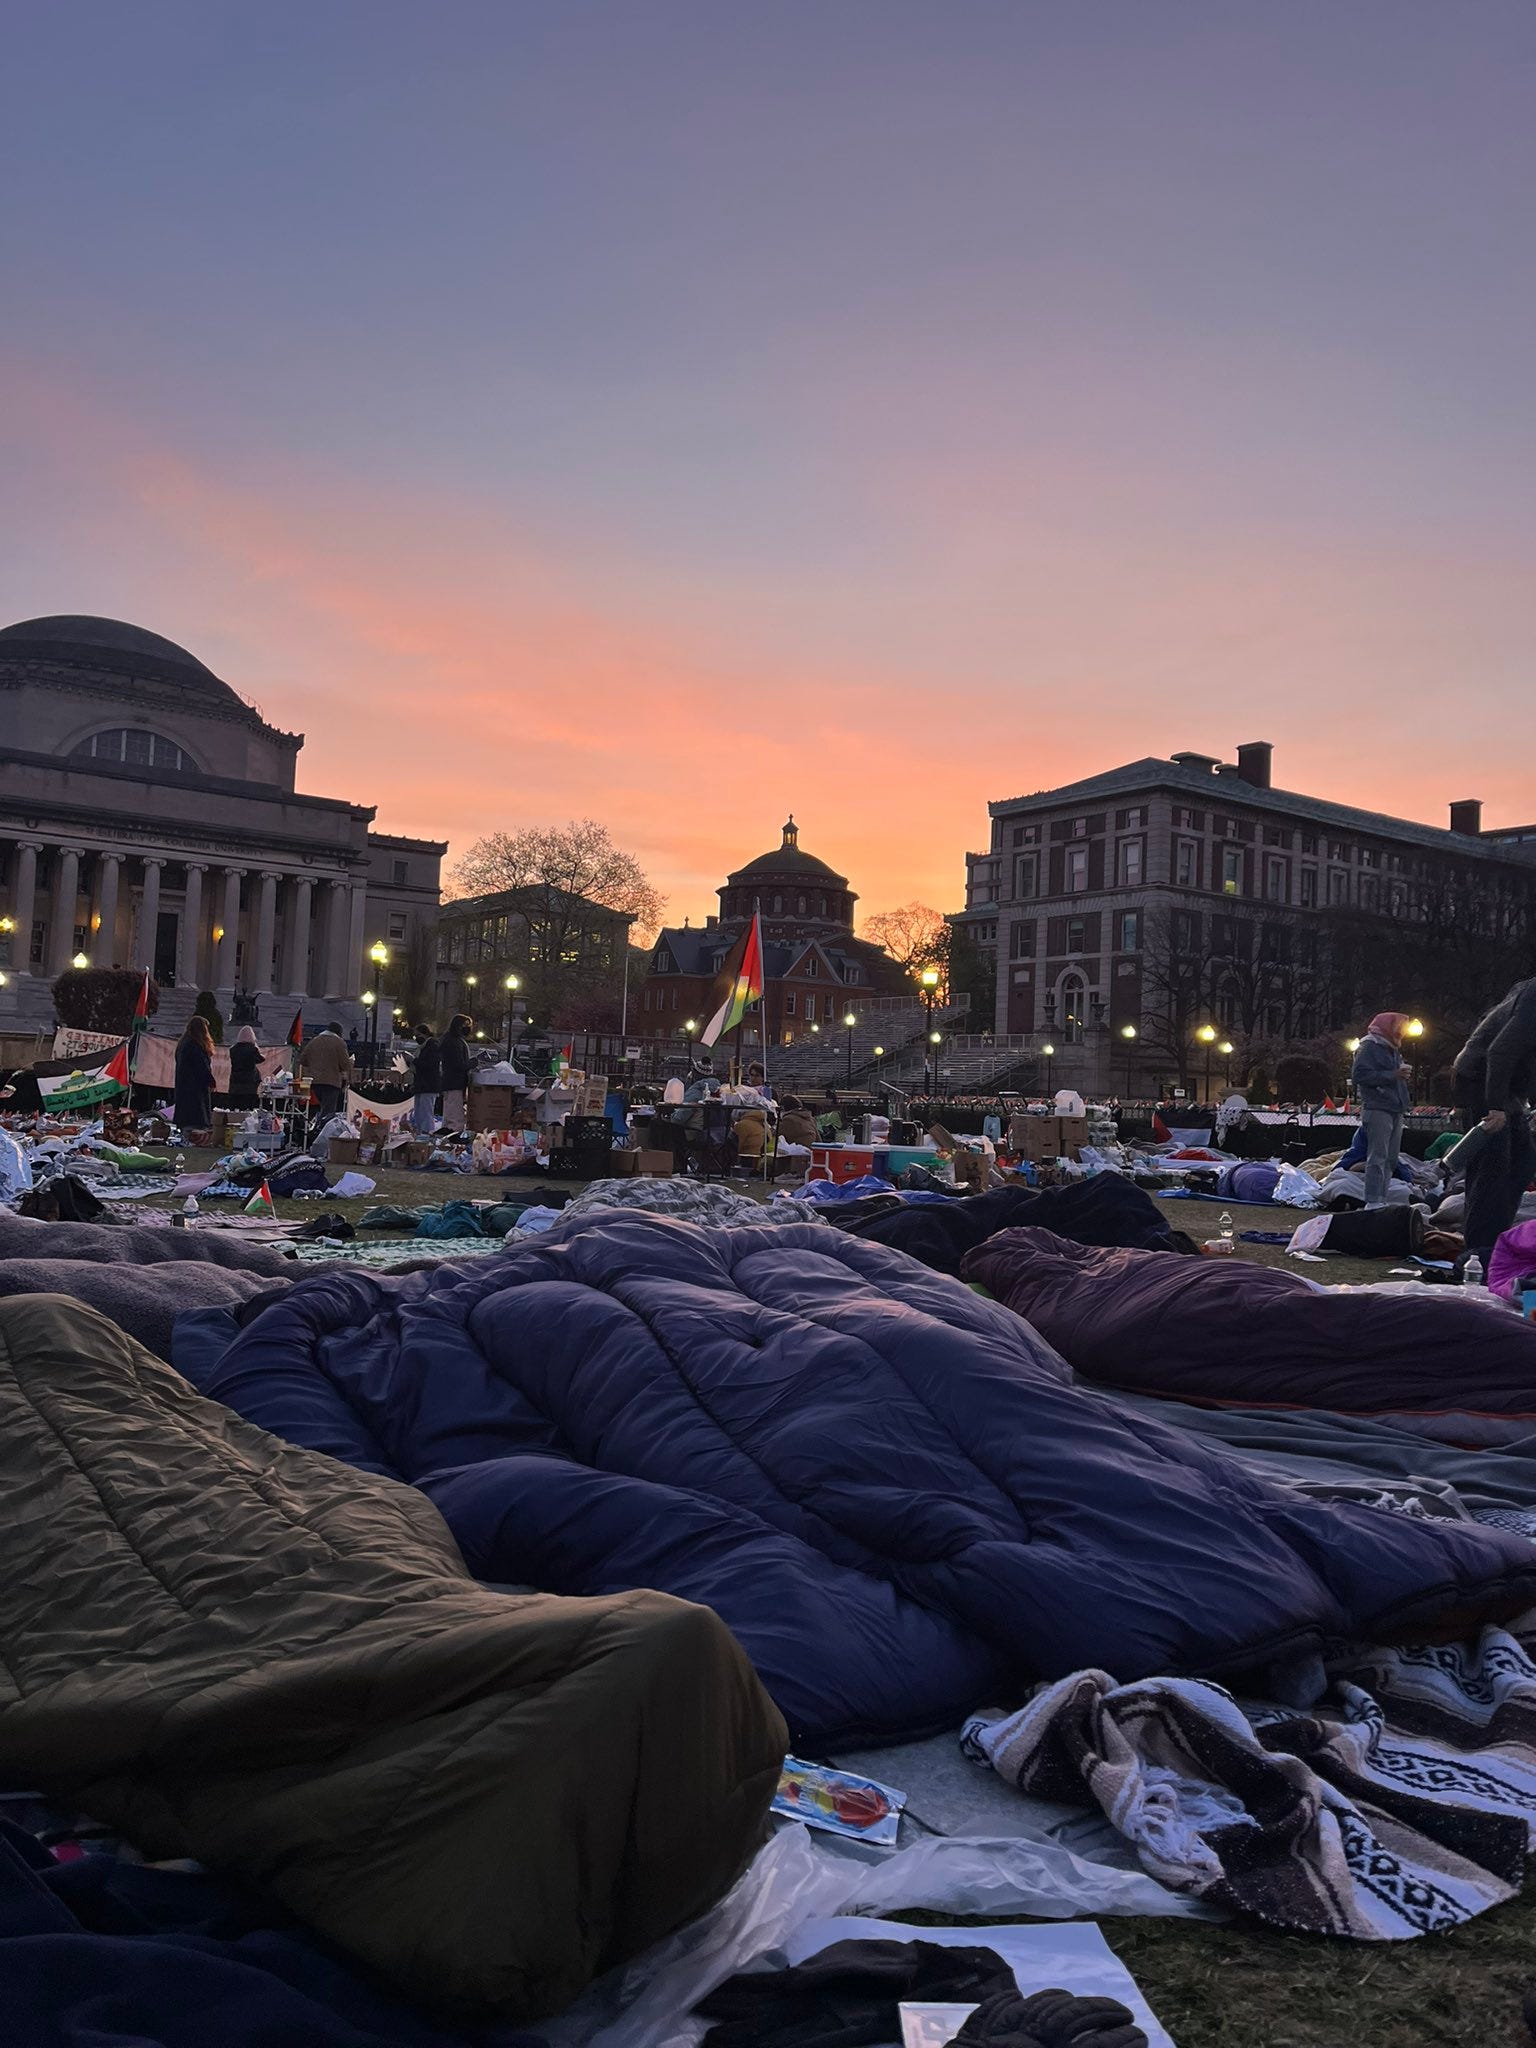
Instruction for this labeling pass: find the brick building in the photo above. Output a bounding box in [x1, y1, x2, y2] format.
[954, 742, 1536, 1095]
[640, 818, 907, 1048]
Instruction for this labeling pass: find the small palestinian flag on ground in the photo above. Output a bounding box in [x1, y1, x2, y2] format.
[287, 1007, 304, 1049]
[243, 1180, 277, 1218]
[1323, 1095, 1337, 1112]
[700, 912, 765, 1047]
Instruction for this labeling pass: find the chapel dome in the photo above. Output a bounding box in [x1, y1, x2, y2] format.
[0, 615, 247, 709]
[728, 816, 845, 885]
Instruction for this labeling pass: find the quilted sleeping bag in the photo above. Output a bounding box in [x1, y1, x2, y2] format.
[186, 1213, 1536, 1747]
[964, 1227, 1536, 1447]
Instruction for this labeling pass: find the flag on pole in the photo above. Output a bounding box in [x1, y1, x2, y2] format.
[129, 972, 151, 1051]
[286, 1006, 304, 1048]
[244, 1180, 277, 1218]
[1323, 1095, 1337, 1112]
[101, 1043, 132, 1092]
[700, 912, 765, 1048]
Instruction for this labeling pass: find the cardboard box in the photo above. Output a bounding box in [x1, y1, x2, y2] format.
[951, 1150, 987, 1190]
[468, 1084, 521, 1128]
[1056, 1115, 1088, 1161]
[636, 1149, 675, 1176]
[1012, 1116, 1063, 1161]
[326, 1136, 361, 1165]
[606, 1149, 639, 1176]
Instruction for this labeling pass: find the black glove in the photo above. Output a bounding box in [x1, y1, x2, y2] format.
[953, 1986, 1148, 2048]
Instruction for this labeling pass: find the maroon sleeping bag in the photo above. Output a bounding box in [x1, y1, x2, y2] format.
[964, 1226, 1536, 1447]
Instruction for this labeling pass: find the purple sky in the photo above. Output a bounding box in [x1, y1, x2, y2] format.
[3, 2, 1533, 916]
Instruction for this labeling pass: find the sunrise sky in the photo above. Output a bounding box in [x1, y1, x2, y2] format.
[3, 3, 1533, 929]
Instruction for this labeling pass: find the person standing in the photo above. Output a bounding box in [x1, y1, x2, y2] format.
[439, 1014, 474, 1131]
[226, 1024, 264, 1112]
[411, 1029, 443, 1135]
[1350, 1012, 1412, 1208]
[297, 1021, 355, 1120]
[173, 1015, 216, 1138]
[1453, 979, 1536, 1269]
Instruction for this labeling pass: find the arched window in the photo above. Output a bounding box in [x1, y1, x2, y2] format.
[70, 728, 193, 774]
[1061, 972, 1086, 1045]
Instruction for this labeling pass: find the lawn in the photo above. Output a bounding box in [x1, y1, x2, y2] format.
[144, 1159, 1528, 2044]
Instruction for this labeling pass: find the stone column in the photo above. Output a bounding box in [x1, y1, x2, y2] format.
[95, 854, 122, 967]
[287, 877, 313, 996]
[51, 847, 82, 973]
[137, 859, 163, 973]
[180, 864, 207, 988]
[323, 881, 350, 999]
[345, 883, 368, 1001]
[217, 869, 243, 988]
[9, 839, 41, 972]
[253, 871, 279, 993]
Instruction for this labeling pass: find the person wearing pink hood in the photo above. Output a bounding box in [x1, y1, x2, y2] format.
[1350, 1011, 1413, 1207]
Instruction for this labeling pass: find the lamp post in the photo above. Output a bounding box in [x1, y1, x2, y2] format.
[360, 989, 376, 1075]
[683, 1017, 697, 1064]
[873, 1044, 885, 1083]
[1119, 1022, 1137, 1097]
[502, 972, 520, 1060]
[929, 1029, 942, 1098]
[1196, 1023, 1217, 1104]
[1041, 1041, 1055, 1097]
[364, 941, 389, 1082]
[1405, 1017, 1425, 1103]
[920, 965, 940, 1092]
[843, 1010, 857, 1086]
[1344, 1035, 1361, 1108]
[1218, 1039, 1234, 1089]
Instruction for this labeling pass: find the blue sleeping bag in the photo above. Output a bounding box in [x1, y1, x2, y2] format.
[184, 1213, 1536, 1747]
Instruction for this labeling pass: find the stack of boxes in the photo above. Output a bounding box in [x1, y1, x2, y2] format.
[1007, 1113, 1088, 1165]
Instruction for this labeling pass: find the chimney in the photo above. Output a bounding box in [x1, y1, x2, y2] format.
[1235, 741, 1273, 789]
[1449, 799, 1483, 837]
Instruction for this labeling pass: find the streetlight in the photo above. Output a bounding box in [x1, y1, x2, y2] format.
[502, 972, 521, 1060]
[71, 951, 89, 970]
[1119, 1021, 1137, 1097]
[1196, 1022, 1217, 1103]
[920, 965, 940, 1091]
[843, 1010, 857, 1086]
[929, 1029, 942, 1099]
[366, 940, 389, 1082]
[873, 1044, 885, 1081]
[1041, 1041, 1055, 1097]
[683, 1017, 698, 1065]
[1218, 1039, 1234, 1089]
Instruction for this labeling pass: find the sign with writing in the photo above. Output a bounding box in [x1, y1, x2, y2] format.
[52, 1028, 122, 1060]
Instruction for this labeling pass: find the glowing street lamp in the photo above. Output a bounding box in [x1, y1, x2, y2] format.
[1196, 1022, 1218, 1102]
[502, 971, 521, 1059]
[843, 1010, 858, 1086]
[1218, 1039, 1235, 1087]
[71, 951, 89, 970]
[1041, 1040, 1055, 1095]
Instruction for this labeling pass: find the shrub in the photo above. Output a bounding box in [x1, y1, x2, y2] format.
[51, 968, 160, 1035]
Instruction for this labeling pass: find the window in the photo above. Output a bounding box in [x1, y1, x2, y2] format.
[1175, 839, 1198, 887]
[1116, 839, 1144, 887]
[1360, 847, 1378, 869]
[1265, 857, 1288, 902]
[1172, 910, 1199, 953]
[1115, 807, 1146, 830]
[1300, 867, 1317, 908]
[1065, 846, 1088, 892]
[1011, 921, 1033, 958]
[1221, 845, 1242, 895]
[784, 991, 797, 1016]
[1328, 838, 1348, 862]
[1301, 833, 1318, 855]
[670, 989, 678, 1010]
[391, 859, 408, 884]
[843, 961, 859, 982]
[1066, 918, 1085, 953]
[1011, 824, 1038, 847]
[1263, 825, 1288, 848]
[797, 895, 807, 914]
[1359, 875, 1379, 912]
[804, 993, 816, 1022]
[819, 895, 828, 915]
[1218, 816, 1240, 838]
[1071, 817, 1088, 838]
[1060, 973, 1087, 1044]
[803, 956, 818, 977]
[1118, 910, 1141, 951]
[69, 728, 193, 774]
[1015, 853, 1038, 898]
[1174, 807, 1204, 831]
[387, 912, 408, 941]
[772, 894, 782, 913]
[1329, 869, 1348, 905]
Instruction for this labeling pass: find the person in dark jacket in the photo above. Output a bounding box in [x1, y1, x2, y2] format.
[439, 1015, 474, 1131]
[1454, 978, 1536, 1268]
[226, 1025, 264, 1112]
[411, 1032, 443, 1136]
[1350, 1011, 1412, 1208]
[173, 1016, 216, 1137]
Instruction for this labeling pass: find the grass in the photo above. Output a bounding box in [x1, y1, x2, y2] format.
[146, 1157, 1519, 2042]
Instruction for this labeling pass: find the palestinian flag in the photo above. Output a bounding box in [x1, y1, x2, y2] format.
[244, 1180, 277, 1218]
[1152, 1112, 1172, 1143]
[700, 913, 765, 1048]
[129, 971, 151, 1053]
[102, 1042, 132, 1092]
[48, 1056, 130, 1111]
[286, 1007, 304, 1049]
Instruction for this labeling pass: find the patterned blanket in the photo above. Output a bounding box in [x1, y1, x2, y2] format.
[963, 1627, 1536, 1939]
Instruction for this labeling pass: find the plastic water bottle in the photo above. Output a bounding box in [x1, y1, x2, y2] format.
[183, 1192, 200, 1222]
[1463, 1252, 1485, 1289]
[173, 1152, 186, 1176]
[1218, 1210, 1235, 1247]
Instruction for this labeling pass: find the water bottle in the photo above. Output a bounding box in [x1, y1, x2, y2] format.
[173, 1152, 186, 1177]
[183, 1192, 200, 1222]
[1463, 1252, 1484, 1289]
[1210, 1209, 1236, 1255]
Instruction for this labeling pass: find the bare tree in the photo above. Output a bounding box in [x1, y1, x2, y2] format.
[860, 902, 948, 976]
[1134, 908, 1212, 1086]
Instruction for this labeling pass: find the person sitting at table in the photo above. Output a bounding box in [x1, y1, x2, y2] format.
[777, 1094, 818, 1150]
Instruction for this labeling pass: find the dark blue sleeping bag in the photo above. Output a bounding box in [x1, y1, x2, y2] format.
[185, 1213, 1536, 1747]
